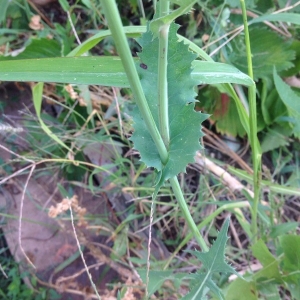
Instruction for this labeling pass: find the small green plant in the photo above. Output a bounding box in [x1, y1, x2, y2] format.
[0, 260, 59, 300]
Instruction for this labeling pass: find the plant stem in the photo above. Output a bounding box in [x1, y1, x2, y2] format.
[240, 0, 261, 242]
[101, 0, 168, 165]
[158, 0, 170, 147]
[157, 1, 208, 252]
[170, 177, 209, 252]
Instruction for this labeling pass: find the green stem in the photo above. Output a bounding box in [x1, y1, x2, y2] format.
[157, 1, 207, 252]
[101, 0, 168, 165]
[158, 0, 170, 147]
[240, 0, 261, 242]
[170, 177, 209, 252]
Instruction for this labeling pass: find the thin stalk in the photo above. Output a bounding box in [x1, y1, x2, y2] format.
[101, 0, 168, 165]
[240, 0, 261, 242]
[170, 177, 209, 252]
[158, 0, 170, 147]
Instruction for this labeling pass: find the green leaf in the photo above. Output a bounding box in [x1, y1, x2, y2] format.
[270, 222, 299, 238]
[249, 13, 300, 26]
[273, 67, 300, 137]
[211, 90, 246, 137]
[261, 82, 288, 126]
[32, 82, 72, 152]
[0, 57, 129, 87]
[279, 235, 300, 278]
[58, 0, 70, 12]
[183, 218, 239, 300]
[260, 126, 291, 153]
[0, 38, 61, 60]
[137, 269, 173, 297]
[0, 0, 10, 25]
[230, 28, 295, 80]
[279, 235, 300, 297]
[192, 61, 254, 86]
[131, 23, 208, 183]
[251, 239, 281, 281]
[226, 277, 257, 300]
[111, 225, 128, 260]
[0, 56, 252, 88]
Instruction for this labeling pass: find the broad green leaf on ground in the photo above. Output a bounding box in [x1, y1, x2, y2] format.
[131, 23, 208, 183]
[251, 239, 281, 281]
[226, 277, 257, 300]
[183, 218, 239, 300]
[32, 82, 72, 152]
[279, 235, 300, 277]
[137, 269, 173, 297]
[260, 126, 292, 153]
[200, 86, 247, 137]
[213, 92, 246, 137]
[260, 77, 289, 127]
[0, 56, 252, 87]
[273, 67, 300, 138]
[230, 28, 295, 80]
[111, 225, 128, 260]
[279, 234, 300, 298]
[280, 40, 300, 77]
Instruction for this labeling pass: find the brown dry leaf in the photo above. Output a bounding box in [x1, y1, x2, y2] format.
[48, 198, 70, 218]
[0, 45, 6, 55]
[29, 15, 44, 30]
[78, 97, 87, 107]
[48, 195, 88, 227]
[202, 33, 210, 43]
[65, 84, 79, 100]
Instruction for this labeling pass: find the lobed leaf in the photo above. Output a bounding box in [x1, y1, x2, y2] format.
[230, 28, 295, 80]
[273, 67, 300, 137]
[184, 218, 239, 299]
[131, 23, 208, 184]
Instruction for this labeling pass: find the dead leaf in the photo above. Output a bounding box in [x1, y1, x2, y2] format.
[29, 15, 44, 31]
